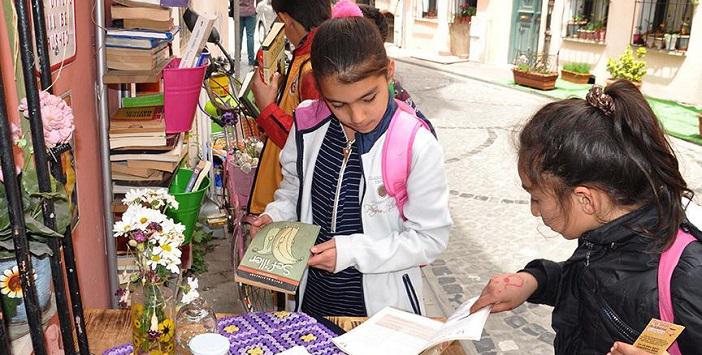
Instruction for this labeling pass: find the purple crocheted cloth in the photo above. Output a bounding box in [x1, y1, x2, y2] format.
[103, 312, 343, 355]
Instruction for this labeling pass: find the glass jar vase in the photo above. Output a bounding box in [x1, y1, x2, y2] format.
[130, 281, 176, 354]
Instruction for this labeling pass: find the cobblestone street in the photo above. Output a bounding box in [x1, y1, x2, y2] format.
[397, 61, 702, 354]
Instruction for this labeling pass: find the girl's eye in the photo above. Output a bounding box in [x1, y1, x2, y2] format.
[531, 198, 539, 203]
[331, 103, 345, 109]
[362, 94, 377, 103]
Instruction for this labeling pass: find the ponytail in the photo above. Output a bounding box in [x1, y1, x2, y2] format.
[518, 80, 692, 249]
[604, 80, 691, 248]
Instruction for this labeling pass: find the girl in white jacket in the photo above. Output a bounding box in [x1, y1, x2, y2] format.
[248, 10, 452, 317]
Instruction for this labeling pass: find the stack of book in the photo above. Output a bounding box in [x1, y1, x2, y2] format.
[107, 0, 180, 72]
[109, 99, 187, 198]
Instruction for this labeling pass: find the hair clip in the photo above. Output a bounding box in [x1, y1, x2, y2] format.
[586, 85, 615, 117]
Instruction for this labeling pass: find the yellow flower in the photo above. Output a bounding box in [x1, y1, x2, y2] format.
[273, 311, 290, 319]
[132, 303, 145, 316]
[300, 333, 317, 342]
[0, 266, 23, 299]
[247, 347, 264, 355]
[149, 350, 162, 355]
[162, 341, 174, 354]
[158, 319, 175, 342]
[223, 325, 240, 334]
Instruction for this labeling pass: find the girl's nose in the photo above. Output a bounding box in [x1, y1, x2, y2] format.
[349, 105, 365, 125]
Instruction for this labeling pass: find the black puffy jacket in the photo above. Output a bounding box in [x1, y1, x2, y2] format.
[523, 205, 702, 355]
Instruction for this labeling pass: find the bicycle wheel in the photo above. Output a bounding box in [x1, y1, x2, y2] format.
[231, 219, 279, 312]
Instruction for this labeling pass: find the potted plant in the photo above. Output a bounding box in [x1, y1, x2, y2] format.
[633, 26, 644, 45]
[592, 21, 606, 42]
[456, 3, 476, 24]
[1, 91, 75, 326]
[606, 46, 647, 88]
[561, 63, 592, 84]
[664, 32, 679, 51]
[512, 54, 558, 90]
[567, 15, 587, 37]
[677, 20, 690, 51]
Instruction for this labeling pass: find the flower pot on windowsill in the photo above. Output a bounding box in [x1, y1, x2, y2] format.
[677, 35, 690, 51]
[561, 70, 591, 84]
[596, 29, 606, 42]
[513, 69, 558, 90]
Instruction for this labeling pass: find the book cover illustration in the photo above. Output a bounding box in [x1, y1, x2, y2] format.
[236, 222, 320, 294]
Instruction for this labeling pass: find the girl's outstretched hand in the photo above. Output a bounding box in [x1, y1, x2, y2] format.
[247, 214, 272, 238]
[469, 272, 538, 314]
[607, 342, 666, 355]
[308, 239, 336, 273]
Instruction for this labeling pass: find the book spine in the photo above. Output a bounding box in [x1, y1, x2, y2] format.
[122, 94, 164, 108]
[236, 267, 298, 293]
[179, 15, 215, 69]
[184, 167, 202, 192]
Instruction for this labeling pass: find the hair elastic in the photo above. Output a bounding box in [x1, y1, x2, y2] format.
[586, 85, 615, 117]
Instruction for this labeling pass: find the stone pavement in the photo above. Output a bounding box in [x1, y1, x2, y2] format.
[392, 59, 702, 355]
[196, 43, 702, 354]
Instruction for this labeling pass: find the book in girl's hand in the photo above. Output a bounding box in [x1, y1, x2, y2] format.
[258, 22, 286, 84]
[235, 222, 320, 294]
[238, 71, 260, 118]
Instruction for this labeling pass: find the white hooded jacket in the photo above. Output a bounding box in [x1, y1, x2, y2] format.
[263, 99, 453, 316]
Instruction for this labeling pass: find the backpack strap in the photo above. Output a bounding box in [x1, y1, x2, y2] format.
[658, 228, 696, 355]
[294, 99, 331, 132]
[382, 99, 430, 220]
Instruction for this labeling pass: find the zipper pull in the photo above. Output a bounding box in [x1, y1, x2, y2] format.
[342, 140, 354, 160]
[585, 241, 593, 266]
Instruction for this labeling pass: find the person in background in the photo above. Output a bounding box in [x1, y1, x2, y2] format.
[230, 0, 257, 66]
[248, 0, 331, 215]
[239, 0, 256, 66]
[470, 81, 702, 354]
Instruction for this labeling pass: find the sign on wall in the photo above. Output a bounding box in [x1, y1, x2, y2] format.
[34, 0, 77, 72]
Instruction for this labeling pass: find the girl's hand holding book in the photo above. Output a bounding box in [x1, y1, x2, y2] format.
[308, 239, 336, 273]
[470, 272, 538, 314]
[252, 69, 282, 109]
[247, 214, 273, 237]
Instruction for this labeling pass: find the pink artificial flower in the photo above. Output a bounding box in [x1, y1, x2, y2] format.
[18, 91, 74, 148]
[332, 0, 363, 19]
[0, 123, 24, 183]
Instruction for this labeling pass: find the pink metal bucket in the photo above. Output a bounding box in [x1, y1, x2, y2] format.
[163, 58, 207, 133]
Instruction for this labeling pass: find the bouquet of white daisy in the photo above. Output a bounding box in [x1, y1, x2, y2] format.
[114, 188, 185, 282]
[113, 188, 186, 354]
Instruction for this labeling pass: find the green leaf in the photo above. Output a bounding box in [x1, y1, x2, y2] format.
[24, 214, 62, 238]
[2, 296, 20, 319]
[0, 239, 15, 253]
[28, 240, 53, 257]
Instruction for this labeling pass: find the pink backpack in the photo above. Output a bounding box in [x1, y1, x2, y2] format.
[657, 228, 697, 355]
[295, 99, 430, 219]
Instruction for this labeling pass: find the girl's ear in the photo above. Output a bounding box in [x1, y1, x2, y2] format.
[387, 59, 396, 80]
[573, 186, 597, 215]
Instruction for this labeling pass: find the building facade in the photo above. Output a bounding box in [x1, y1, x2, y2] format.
[392, 0, 702, 106]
